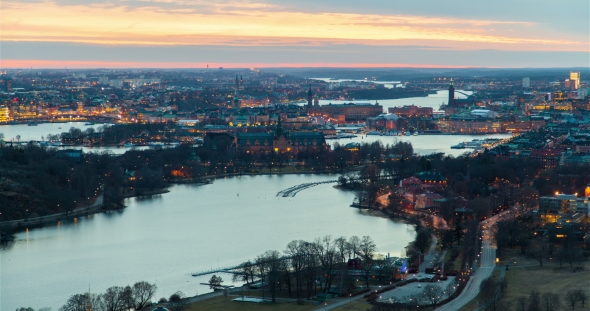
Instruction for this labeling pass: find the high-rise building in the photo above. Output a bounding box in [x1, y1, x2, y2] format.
[523, 77, 530, 88]
[0, 105, 11, 123]
[448, 78, 455, 106]
[570, 72, 580, 90]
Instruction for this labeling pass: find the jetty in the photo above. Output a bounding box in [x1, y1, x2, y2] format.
[276, 180, 337, 197]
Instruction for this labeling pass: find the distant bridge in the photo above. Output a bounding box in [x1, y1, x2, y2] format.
[276, 180, 338, 197]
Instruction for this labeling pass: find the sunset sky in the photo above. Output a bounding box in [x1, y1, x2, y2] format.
[1, 0, 588, 68]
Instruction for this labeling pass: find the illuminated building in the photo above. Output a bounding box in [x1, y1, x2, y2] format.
[570, 72, 580, 90]
[319, 102, 383, 124]
[0, 105, 11, 122]
[388, 105, 433, 118]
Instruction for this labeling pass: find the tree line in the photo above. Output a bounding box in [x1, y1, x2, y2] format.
[231, 235, 383, 304]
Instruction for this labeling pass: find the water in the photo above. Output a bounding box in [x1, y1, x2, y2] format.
[1, 174, 416, 310]
[0, 122, 110, 142]
[318, 90, 472, 111]
[311, 78, 402, 89]
[328, 134, 512, 157]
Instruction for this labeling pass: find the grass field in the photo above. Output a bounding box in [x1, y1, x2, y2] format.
[186, 295, 318, 311]
[503, 265, 590, 310]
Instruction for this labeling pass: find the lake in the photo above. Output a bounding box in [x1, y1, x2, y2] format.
[1, 174, 416, 310]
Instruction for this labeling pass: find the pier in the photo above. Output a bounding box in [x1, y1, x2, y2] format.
[276, 180, 337, 197]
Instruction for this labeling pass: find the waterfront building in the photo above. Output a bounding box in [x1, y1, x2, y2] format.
[448, 78, 455, 106]
[436, 117, 502, 134]
[234, 119, 327, 154]
[319, 102, 383, 124]
[388, 105, 433, 118]
[539, 194, 589, 222]
[0, 104, 11, 122]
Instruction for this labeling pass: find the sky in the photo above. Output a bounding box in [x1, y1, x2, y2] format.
[1, 0, 589, 68]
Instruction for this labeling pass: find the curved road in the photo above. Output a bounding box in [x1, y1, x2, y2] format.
[436, 240, 495, 311]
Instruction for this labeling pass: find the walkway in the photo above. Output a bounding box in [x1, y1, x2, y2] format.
[276, 180, 337, 197]
[0, 195, 104, 229]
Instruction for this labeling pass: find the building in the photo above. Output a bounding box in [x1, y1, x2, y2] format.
[415, 192, 443, 209]
[436, 117, 502, 134]
[523, 77, 531, 88]
[569, 72, 580, 90]
[388, 105, 433, 118]
[234, 120, 327, 154]
[448, 78, 455, 106]
[0, 105, 11, 123]
[529, 148, 563, 168]
[319, 102, 383, 123]
[539, 194, 589, 222]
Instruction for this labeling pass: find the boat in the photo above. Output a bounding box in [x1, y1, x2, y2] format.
[367, 131, 380, 135]
[148, 142, 165, 147]
[124, 143, 135, 147]
[405, 132, 411, 136]
[27, 122, 38, 126]
[451, 143, 465, 149]
[168, 141, 180, 146]
[413, 132, 418, 136]
[84, 122, 95, 126]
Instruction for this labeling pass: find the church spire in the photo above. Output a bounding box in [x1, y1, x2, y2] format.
[307, 84, 313, 107]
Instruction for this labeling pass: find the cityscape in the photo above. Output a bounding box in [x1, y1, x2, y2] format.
[1, 1, 589, 311]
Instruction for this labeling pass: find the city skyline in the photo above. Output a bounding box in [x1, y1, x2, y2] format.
[1, 0, 589, 68]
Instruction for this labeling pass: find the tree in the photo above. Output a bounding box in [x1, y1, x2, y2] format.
[516, 296, 528, 311]
[168, 291, 189, 311]
[132, 281, 157, 310]
[540, 292, 560, 311]
[101, 286, 125, 311]
[422, 284, 444, 307]
[208, 275, 223, 289]
[574, 289, 587, 308]
[357, 236, 377, 287]
[565, 290, 579, 310]
[528, 289, 541, 311]
[529, 238, 549, 267]
[59, 293, 103, 311]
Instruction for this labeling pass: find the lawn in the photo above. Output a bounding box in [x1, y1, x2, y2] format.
[186, 295, 318, 311]
[503, 265, 590, 310]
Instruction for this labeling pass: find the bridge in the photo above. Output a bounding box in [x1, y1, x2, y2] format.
[276, 180, 338, 197]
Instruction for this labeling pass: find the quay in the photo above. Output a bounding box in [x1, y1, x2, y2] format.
[276, 180, 338, 197]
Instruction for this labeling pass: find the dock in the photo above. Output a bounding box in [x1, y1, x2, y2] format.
[276, 180, 337, 197]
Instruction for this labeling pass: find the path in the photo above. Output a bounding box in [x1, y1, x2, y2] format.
[0, 194, 104, 229]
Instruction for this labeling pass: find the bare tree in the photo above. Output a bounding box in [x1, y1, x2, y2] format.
[422, 284, 444, 308]
[529, 238, 549, 267]
[516, 296, 528, 311]
[528, 289, 541, 311]
[101, 286, 126, 311]
[574, 289, 587, 309]
[565, 290, 579, 310]
[132, 281, 157, 310]
[357, 236, 377, 287]
[348, 236, 361, 259]
[540, 292, 560, 311]
[167, 291, 189, 311]
[59, 293, 103, 311]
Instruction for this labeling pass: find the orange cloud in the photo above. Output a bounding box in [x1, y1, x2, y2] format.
[1, 1, 587, 51]
[0, 59, 481, 69]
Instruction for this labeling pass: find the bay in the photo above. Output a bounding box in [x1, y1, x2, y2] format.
[1, 174, 415, 310]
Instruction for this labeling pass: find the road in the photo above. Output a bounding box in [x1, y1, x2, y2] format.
[436, 240, 496, 311]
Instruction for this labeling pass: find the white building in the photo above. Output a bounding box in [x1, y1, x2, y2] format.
[522, 77, 530, 88]
[470, 109, 498, 119]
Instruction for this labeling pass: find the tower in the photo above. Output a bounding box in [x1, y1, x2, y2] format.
[570, 72, 580, 90]
[448, 78, 455, 107]
[307, 85, 313, 107]
[314, 94, 319, 107]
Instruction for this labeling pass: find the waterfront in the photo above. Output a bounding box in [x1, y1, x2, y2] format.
[0, 122, 110, 142]
[0, 174, 416, 310]
[318, 89, 472, 111]
[327, 134, 512, 157]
